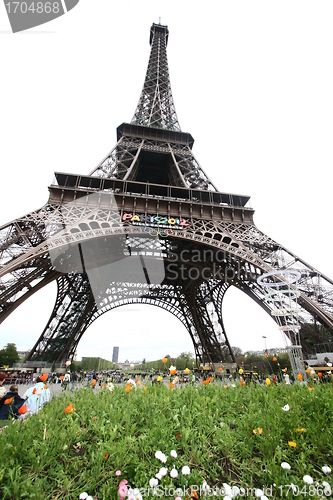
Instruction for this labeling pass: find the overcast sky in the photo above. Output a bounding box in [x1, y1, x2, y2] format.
[0, 1, 332, 363]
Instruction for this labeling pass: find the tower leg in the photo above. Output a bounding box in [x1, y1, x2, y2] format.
[26, 273, 95, 363]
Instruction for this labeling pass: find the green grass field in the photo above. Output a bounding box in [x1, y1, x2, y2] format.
[0, 382, 332, 499]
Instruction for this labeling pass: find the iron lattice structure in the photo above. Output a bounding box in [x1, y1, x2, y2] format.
[1, 23, 333, 366]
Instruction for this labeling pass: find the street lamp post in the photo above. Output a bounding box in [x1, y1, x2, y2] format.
[262, 336, 267, 353]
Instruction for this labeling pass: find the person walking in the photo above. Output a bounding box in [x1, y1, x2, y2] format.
[63, 371, 70, 390]
[0, 372, 7, 399]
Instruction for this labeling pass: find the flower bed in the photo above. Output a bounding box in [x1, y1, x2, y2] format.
[0, 382, 332, 499]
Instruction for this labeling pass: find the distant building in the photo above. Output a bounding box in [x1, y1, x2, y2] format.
[17, 350, 30, 360]
[112, 346, 119, 364]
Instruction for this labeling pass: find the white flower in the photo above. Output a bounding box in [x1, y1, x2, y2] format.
[170, 467, 178, 479]
[223, 496, 232, 500]
[181, 465, 190, 475]
[128, 488, 142, 500]
[149, 478, 158, 488]
[223, 484, 233, 497]
[79, 494, 88, 500]
[261, 497, 269, 500]
[127, 378, 136, 386]
[155, 473, 162, 480]
[108, 382, 114, 392]
[282, 404, 290, 412]
[323, 482, 332, 495]
[155, 450, 167, 463]
[322, 465, 331, 474]
[255, 488, 264, 497]
[170, 449, 177, 458]
[202, 481, 210, 493]
[281, 462, 291, 470]
[159, 467, 168, 477]
[327, 362, 332, 367]
[86, 497, 93, 500]
[303, 475, 313, 484]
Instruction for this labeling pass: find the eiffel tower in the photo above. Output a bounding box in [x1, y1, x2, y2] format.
[1, 22, 332, 368]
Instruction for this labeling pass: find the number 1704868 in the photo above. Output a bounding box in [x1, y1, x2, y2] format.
[5, 2, 60, 14]
[277, 484, 331, 496]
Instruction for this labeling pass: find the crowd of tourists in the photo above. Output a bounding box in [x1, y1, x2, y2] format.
[1, 364, 330, 422]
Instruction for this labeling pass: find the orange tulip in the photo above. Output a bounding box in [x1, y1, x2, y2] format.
[102, 383, 106, 388]
[4, 397, 14, 405]
[272, 356, 277, 362]
[169, 382, 175, 389]
[18, 404, 27, 415]
[297, 373, 303, 381]
[125, 385, 131, 392]
[91, 379, 97, 386]
[191, 488, 198, 500]
[264, 353, 268, 359]
[103, 451, 109, 461]
[218, 367, 222, 372]
[202, 377, 213, 385]
[176, 432, 181, 439]
[92, 416, 95, 422]
[170, 369, 177, 375]
[64, 403, 75, 414]
[40, 374, 48, 382]
[162, 357, 168, 363]
[318, 372, 323, 378]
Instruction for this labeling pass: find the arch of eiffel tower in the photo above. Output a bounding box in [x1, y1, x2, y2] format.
[1, 23, 332, 367]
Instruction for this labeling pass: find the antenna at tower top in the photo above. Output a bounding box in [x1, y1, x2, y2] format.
[158, 16, 161, 24]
